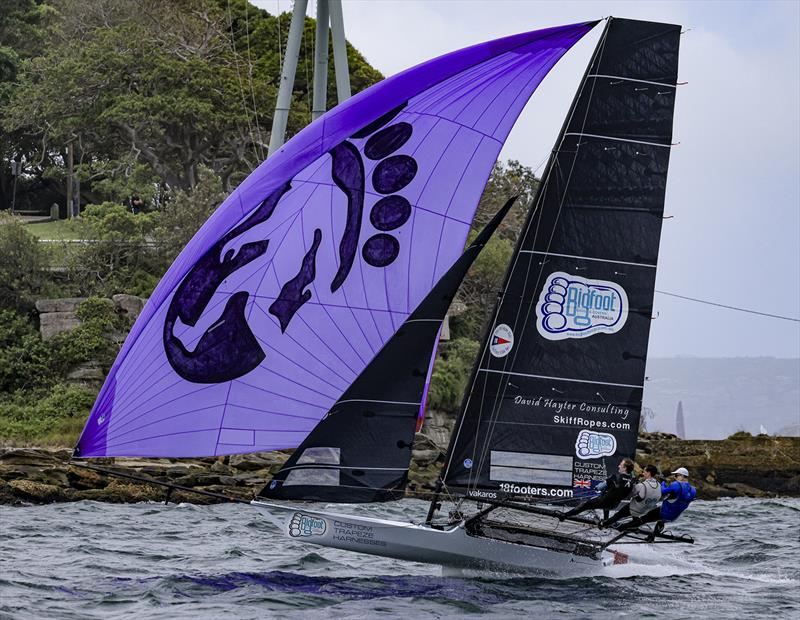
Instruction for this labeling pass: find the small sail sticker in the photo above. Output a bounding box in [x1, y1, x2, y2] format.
[490, 324, 514, 357]
[575, 429, 617, 459]
[536, 272, 628, 341]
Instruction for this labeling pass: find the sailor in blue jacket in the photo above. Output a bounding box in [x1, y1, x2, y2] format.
[658, 467, 697, 522]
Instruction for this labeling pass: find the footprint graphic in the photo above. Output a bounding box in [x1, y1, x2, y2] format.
[575, 429, 617, 459]
[289, 512, 304, 537]
[357, 112, 417, 268]
[329, 104, 418, 288]
[541, 276, 570, 332]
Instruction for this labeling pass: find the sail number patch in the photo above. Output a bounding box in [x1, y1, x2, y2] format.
[536, 272, 628, 341]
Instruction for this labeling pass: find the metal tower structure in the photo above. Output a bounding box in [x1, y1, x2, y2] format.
[268, 0, 350, 156]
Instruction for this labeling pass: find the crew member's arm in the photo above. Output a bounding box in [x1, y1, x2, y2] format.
[597, 474, 615, 495]
[660, 481, 679, 500]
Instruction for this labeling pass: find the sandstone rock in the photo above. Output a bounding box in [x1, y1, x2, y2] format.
[411, 449, 441, 468]
[39, 312, 81, 340]
[35, 298, 87, 313]
[229, 452, 287, 471]
[8, 479, 66, 503]
[0, 448, 71, 466]
[112, 294, 146, 318]
[173, 472, 221, 487]
[210, 461, 232, 475]
[232, 472, 269, 485]
[412, 432, 444, 452]
[67, 363, 105, 382]
[721, 482, 769, 498]
[67, 465, 108, 490]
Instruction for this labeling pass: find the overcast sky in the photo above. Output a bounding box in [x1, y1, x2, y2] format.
[254, 0, 800, 359]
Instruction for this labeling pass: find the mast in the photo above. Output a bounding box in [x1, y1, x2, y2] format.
[426, 18, 612, 523]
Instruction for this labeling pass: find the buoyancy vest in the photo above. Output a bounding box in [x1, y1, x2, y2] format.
[660, 480, 696, 521]
[630, 478, 661, 517]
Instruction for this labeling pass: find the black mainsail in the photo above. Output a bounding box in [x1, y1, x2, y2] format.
[440, 17, 681, 505]
[260, 198, 517, 502]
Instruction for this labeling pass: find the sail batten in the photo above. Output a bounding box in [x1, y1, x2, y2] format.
[76, 22, 596, 458]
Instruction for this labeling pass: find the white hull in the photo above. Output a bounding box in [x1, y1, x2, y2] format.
[251, 500, 620, 575]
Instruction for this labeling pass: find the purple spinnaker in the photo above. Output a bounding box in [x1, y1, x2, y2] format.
[76, 21, 597, 457]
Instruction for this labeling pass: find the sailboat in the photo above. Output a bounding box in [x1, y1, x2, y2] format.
[75, 16, 691, 574]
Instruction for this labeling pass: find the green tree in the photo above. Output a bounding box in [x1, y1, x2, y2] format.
[428, 338, 480, 412]
[2, 0, 383, 209]
[0, 214, 48, 311]
[0, 0, 54, 212]
[447, 160, 540, 341]
[155, 165, 226, 264]
[0, 308, 51, 391]
[63, 203, 158, 297]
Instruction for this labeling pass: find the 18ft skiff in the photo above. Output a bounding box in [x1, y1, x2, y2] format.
[75, 16, 692, 575]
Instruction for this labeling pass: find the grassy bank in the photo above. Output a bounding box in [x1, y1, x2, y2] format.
[0, 385, 93, 447]
[25, 219, 87, 240]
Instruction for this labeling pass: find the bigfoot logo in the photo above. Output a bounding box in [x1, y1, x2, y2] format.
[288, 513, 327, 538]
[536, 272, 628, 341]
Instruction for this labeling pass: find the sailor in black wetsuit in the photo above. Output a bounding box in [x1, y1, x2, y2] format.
[558, 458, 635, 521]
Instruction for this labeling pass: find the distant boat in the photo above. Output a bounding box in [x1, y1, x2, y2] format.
[676, 401, 686, 438]
[75, 16, 692, 575]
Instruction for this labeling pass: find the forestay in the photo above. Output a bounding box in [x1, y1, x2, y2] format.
[75, 21, 596, 458]
[443, 18, 681, 504]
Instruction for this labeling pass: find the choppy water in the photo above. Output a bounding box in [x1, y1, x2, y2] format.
[1, 498, 798, 618]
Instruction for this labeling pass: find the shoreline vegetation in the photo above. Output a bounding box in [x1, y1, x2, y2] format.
[2, 432, 798, 506]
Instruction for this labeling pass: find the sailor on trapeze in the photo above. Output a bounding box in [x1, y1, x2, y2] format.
[600, 464, 661, 529]
[558, 457, 635, 521]
[604, 466, 697, 540]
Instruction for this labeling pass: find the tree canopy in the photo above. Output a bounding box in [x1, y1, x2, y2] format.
[1, 0, 383, 209]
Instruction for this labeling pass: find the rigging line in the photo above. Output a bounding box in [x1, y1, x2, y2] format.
[469, 22, 613, 492]
[303, 9, 311, 114]
[655, 290, 800, 323]
[243, 0, 266, 161]
[276, 0, 283, 71]
[227, 0, 260, 164]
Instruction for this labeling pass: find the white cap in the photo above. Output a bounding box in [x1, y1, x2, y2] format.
[671, 467, 689, 477]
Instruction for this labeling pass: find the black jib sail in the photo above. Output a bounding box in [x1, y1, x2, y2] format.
[441, 18, 681, 505]
[260, 197, 518, 502]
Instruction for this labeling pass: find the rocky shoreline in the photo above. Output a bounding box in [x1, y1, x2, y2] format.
[1, 433, 797, 506]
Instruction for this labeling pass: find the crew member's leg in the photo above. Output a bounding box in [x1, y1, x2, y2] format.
[600, 504, 630, 528]
[619, 507, 662, 532]
[618, 515, 644, 530]
[639, 508, 668, 541]
[560, 496, 607, 520]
